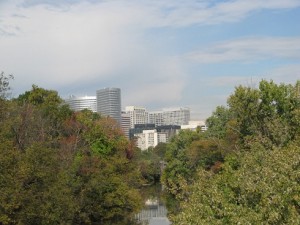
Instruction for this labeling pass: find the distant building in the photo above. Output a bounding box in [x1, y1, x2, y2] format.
[132, 124, 181, 150]
[162, 107, 190, 126]
[149, 111, 163, 127]
[129, 124, 156, 139]
[121, 112, 131, 139]
[96, 88, 121, 124]
[64, 95, 97, 112]
[125, 106, 149, 128]
[181, 120, 207, 132]
[135, 130, 158, 150]
[149, 107, 190, 126]
[156, 125, 181, 142]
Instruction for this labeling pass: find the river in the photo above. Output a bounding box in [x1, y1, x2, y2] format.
[135, 184, 171, 225]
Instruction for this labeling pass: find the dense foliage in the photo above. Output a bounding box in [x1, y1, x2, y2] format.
[173, 142, 300, 225]
[0, 74, 142, 224]
[162, 80, 300, 224]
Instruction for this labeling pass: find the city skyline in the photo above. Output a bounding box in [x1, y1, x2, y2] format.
[1, 0, 300, 120]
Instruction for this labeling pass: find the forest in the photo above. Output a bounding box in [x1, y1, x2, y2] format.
[0, 73, 143, 224]
[162, 79, 300, 224]
[1, 72, 299, 224]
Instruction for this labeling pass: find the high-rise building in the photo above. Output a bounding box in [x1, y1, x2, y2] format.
[162, 107, 190, 126]
[96, 88, 121, 124]
[149, 111, 163, 127]
[121, 112, 131, 139]
[125, 106, 149, 128]
[64, 95, 97, 112]
[149, 107, 190, 126]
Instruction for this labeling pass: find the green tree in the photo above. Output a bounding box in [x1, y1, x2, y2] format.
[162, 130, 201, 195]
[1, 84, 143, 224]
[228, 80, 300, 148]
[205, 106, 232, 139]
[172, 141, 300, 225]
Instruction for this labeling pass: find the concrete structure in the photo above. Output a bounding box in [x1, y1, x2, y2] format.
[135, 130, 158, 150]
[132, 125, 181, 150]
[162, 107, 190, 126]
[64, 95, 97, 112]
[96, 88, 121, 124]
[129, 124, 156, 139]
[149, 111, 163, 127]
[149, 107, 190, 126]
[156, 125, 181, 142]
[181, 120, 208, 132]
[125, 106, 149, 128]
[121, 112, 131, 139]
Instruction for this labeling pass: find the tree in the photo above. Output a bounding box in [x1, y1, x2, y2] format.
[162, 130, 201, 194]
[228, 80, 300, 148]
[1, 84, 143, 224]
[172, 142, 300, 225]
[205, 106, 232, 139]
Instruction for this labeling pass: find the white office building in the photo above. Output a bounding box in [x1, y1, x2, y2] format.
[96, 88, 121, 124]
[125, 106, 149, 128]
[163, 107, 190, 126]
[135, 130, 158, 150]
[149, 107, 190, 126]
[181, 120, 207, 131]
[149, 111, 164, 127]
[64, 95, 97, 112]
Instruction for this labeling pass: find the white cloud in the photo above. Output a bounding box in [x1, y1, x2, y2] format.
[136, 0, 300, 27]
[122, 56, 187, 106]
[1, 0, 300, 117]
[0, 1, 188, 104]
[186, 37, 300, 63]
[0, 3, 150, 85]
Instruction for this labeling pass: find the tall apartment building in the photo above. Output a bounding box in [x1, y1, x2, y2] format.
[96, 88, 121, 124]
[125, 106, 149, 128]
[162, 107, 190, 126]
[149, 107, 190, 126]
[64, 95, 97, 112]
[149, 111, 163, 127]
[121, 112, 131, 139]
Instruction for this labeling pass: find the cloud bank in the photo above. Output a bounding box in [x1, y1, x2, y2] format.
[1, 0, 300, 119]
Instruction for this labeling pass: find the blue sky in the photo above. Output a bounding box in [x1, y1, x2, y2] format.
[1, 0, 300, 120]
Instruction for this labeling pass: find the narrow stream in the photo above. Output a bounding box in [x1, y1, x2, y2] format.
[135, 184, 171, 225]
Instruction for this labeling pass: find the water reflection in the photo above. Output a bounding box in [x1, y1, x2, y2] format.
[135, 184, 171, 225]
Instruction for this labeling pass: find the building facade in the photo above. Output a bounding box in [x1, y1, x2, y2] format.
[162, 107, 190, 126]
[96, 88, 121, 124]
[125, 106, 149, 128]
[121, 112, 131, 139]
[64, 95, 97, 112]
[149, 107, 190, 126]
[181, 120, 207, 132]
[135, 130, 158, 150]
[149, 111, 163, 127]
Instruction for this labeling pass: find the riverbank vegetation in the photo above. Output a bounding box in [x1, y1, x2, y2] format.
[161, 79, 300, 224]
[1, 72, 299, 224]
[0, 73, 142, 225]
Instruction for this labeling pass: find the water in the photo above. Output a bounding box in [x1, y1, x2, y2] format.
[136, 184, 171, 225]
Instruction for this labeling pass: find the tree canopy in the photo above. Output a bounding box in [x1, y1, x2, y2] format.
[0, 84, 143, 224]
[162, 80, 300, 224]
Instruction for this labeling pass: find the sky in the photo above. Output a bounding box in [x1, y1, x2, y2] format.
[1, 0, 300, 120]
